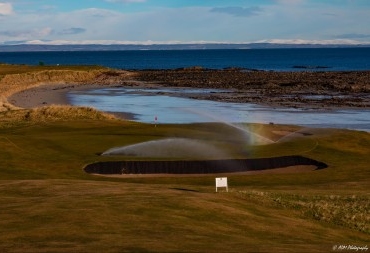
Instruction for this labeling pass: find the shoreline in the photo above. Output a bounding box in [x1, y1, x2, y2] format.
[6, 68, 370, 117]
[8, 83, 140, 120]
[8, 83, 81, 108]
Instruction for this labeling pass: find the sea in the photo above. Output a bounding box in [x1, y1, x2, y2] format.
[1, 47, 370, 71]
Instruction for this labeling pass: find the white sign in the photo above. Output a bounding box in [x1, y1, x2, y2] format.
[215, 177, 228, 192]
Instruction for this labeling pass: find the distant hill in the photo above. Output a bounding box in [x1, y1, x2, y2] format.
[0, 43, 369, 52]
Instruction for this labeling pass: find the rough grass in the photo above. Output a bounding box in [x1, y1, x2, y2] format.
[0, 106, 118, 128]
[0, 64, 369, 252]
[0, 63, 104, 75]
[0, 179, 368, 253]
[237, 190, 370, 234]
[0, 117, 369, 252]
[22, 105, 118, 122]
[0, 69, 102, 97]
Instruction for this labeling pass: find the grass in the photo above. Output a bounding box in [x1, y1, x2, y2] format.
[21, 105, 117, 122]
[0, 109, 369, 252]
[237, 190, 369, 234]
[0, 63, 104, 75]
[0, 64, 369, 252]
[0, 64, 106, 91]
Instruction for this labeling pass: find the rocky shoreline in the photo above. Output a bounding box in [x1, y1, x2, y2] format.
[4, 68, 370, 112]
[129, 68, 370, 109]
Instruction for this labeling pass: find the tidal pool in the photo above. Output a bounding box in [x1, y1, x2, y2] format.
[68, 87, 370, 131]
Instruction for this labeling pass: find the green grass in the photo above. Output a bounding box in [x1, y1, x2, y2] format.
[0, 111, 369, 252]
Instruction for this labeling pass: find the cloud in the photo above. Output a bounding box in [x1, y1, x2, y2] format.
[1, 1, 369, 45]
[0, 27, 52, 38]
[210, 6, 262, 17]
[0, 2, 13, 15]
[272, 0, 305, 4]
[257, 38, 369, 45]
[333, 33, 370, 39]
[59, 27, 86, 35]
[17, 38, 370, 46]
[22, 39, 185, 45]
[322, 12, 338, 17]
[105, 0, 146, 3]
[78, 8, 119, 18]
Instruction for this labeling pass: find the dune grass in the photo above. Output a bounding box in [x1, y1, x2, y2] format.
[0, 64, 110, 112]
[0, 68, 103, 97]
[0, 63, 104, 76]
[21, 105, 117, 122]
[0, 111, 369, 252]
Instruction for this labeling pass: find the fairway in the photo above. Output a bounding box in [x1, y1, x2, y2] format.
[0, 112, 369, 252]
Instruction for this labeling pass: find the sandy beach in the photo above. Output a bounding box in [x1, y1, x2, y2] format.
[8, 83, 103, 109]
[8, 83, 143, 120]
[8, 84, 77, 109]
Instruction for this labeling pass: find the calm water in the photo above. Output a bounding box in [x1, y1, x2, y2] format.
[68, 88, 370, 131]
[1, 48, 370, 71]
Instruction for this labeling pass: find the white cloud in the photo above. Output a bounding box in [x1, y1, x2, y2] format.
[0, 2, 13, 15]
[210, 6, 263, 17]
[23, 39, 182, 45]
[273, 0, 305, 4]
[58, 27, 86, 35]
[16, 38, 370, 46]
[333, 33, 370, 39]
[0, 1, 370, 45]
[0, 27, 52, 38]
[256, 38, 370, 45]
[37, 27, 52, 37]
[76, 8, 120, 18]
[105, 0, 146, 3]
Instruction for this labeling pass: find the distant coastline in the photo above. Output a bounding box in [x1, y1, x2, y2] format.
[1, 47, 369, 72]
[1, 43, 370, 52]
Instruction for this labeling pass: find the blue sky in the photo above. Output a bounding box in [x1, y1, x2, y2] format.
[1, 0, 370, 45]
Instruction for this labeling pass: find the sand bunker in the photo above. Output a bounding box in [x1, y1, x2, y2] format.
[84, 155, 327, 175]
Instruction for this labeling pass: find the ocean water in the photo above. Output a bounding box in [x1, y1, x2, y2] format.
[1, 48, 370, 71]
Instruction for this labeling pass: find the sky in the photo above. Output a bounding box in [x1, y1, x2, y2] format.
[0, 0, 370, 45]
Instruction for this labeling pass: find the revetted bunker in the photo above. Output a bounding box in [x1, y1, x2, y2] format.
[84, 155, 327, 175]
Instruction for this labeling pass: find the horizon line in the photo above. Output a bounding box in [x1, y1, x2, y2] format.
[1, 39, 370, 46]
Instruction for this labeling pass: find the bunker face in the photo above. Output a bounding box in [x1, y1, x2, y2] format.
[93, 135, 327, 175]
[84, 155, 327, 175]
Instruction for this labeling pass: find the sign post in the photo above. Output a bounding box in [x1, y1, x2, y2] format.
[215, 177, 228, 192]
